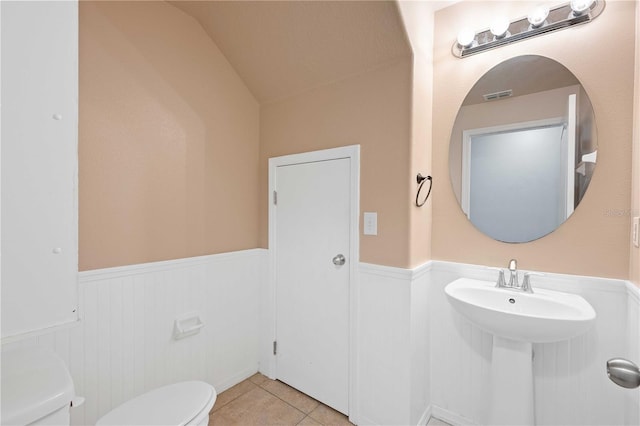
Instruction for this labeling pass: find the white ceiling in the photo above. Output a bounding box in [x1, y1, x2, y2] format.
[171, 1, 413, 104]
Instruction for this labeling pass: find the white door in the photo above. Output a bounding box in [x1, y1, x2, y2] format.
[274, 157, 351, 415]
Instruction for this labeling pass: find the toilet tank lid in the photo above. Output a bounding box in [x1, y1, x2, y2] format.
[96, 381, 216, 426]
[1, 345, 75, 425]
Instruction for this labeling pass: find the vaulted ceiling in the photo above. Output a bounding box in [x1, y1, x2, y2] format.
[171, 1, 413, 104]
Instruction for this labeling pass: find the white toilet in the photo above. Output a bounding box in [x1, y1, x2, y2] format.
[1, 345, 216, 426]
[1, 345, 76, 425]
[96, 381, 216, 426]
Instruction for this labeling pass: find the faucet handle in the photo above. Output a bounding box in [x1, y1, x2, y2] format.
[487, 267, 506, 288]
[521, 272, 544, 293]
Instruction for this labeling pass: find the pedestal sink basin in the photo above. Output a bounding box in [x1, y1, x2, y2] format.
[445, 277, 596, 425]
[445, 278, 596, 343]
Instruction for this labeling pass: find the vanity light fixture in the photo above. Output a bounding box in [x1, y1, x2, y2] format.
[527, 5, 550, 28]
[490, 16, 511, 39]
[457, 28, 476, 48]
[453, 0, 604, 58]
[570, 0, 596, 16]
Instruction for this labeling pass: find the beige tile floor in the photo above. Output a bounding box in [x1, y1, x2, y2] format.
[208, 373, 451, 426]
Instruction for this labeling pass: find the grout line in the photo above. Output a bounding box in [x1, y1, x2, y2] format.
[256, 378, 314, 418]
[212, 375, 311, 423]
[211, 381, 260, 413]
[255, 376, 354, 426]
[295, 415, 314, 426]
[213, 374, 353, 426]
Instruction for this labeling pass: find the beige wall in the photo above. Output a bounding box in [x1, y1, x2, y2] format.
[79, 1, 416, 271]
[433, 1, 636, 278]
[79, 1, 260, 270]
[79, 0, 637, 277]
[631, 0, 640, 286]
[408, 55, 434, 268]
[259, 59, 414, 268]
[397, 1, 437, 268]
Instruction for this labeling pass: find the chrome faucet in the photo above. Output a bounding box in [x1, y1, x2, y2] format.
[507, 259, 518, 288]
[494, 269, 506, 288]
[492, 259, 537, 293]
[521, 273, 534, 293]
[520, 272, 543, 293]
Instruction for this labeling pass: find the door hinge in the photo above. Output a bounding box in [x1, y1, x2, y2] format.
[273, 190, 278, 205]
[273, 341, 277, 355]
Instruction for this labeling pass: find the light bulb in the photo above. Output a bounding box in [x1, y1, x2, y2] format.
[457, 28, 476, 48]
[528, 5, 549, 28]
[490, 17, 510, 39]
[570, 0, 595, 15]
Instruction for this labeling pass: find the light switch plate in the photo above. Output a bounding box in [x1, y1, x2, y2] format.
[633, 216, 640, 248]
[363, 212, 377, 236]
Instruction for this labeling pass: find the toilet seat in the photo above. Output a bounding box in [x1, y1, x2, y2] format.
[96, 381, 216, 426]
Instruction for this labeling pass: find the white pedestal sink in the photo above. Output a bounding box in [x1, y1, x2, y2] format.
[445, 278, 596, 425]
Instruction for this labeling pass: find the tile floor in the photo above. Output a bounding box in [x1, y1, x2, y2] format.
[208, 373, 451, 426]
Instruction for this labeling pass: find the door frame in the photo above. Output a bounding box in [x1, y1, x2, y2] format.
[267, 145, 360, 422]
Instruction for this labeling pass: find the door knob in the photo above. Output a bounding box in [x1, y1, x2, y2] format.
[332, 254, 346, 266]
[607, 358, 640, 389]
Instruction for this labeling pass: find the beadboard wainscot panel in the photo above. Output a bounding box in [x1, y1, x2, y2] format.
[358, 262, 431, 426]
[358, 263, 411, 425]
[409, 262, 433, 426]
[1, 249, 267, 426]
[531, 274, 627, 426]
[429, 263, 491, 426]
[429, 261, 633, 426]
[626, 283, 640, 425]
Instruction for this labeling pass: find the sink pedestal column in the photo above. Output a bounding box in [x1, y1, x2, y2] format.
[489, 336, 535, 425]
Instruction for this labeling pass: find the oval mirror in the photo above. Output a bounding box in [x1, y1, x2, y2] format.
[448, 55, 597, 243]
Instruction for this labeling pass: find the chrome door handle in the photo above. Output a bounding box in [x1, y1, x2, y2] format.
[332, 254, 346, 266]
[607, 358, 640, 389]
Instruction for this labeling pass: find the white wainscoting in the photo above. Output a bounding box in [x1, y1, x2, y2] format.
[3, 254, 638, 426]
[2, 249, 267, 426]
[625, 283, 640, 426]
[357, 262, 431, 426]
[429, 260, 640, 426]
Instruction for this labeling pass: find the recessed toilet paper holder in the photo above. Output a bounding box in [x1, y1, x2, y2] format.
[173, 313, 204, 340]
[607, 358, 640, 389]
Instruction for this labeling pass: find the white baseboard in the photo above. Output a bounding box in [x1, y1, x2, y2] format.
[214, 366, 260, 394]
[418, 405, 432, 425]
[431, 405, 478, 426]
